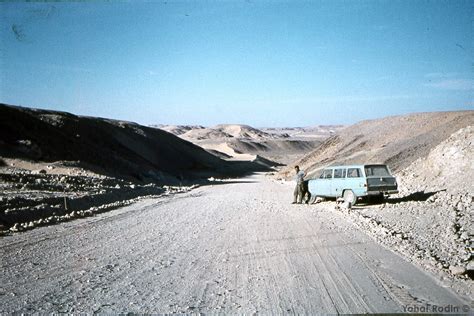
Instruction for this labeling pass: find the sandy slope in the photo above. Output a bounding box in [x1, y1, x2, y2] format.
[0, 104, 263, 183]
[156, 124, 337, 165]
[1, 174, 470, 314]
[280, 111, 474, 179]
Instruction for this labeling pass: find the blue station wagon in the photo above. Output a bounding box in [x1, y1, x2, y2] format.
[308, 164, 398, 205]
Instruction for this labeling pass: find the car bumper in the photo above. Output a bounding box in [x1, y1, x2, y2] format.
[366, 190, 398, 195]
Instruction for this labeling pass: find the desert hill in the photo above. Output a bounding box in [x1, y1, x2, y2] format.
[262, 125, 344, 139]
[210, 124, 276, 139]
[279, 111, 474, 179]
[175, 124, 281, 141]
[152, 124, 206, 136]
[0, 104, 269, 182]
[157, 124, 343, 165]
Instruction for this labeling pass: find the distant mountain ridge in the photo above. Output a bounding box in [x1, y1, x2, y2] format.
[261, 126, 345, 139]
[154, 124, 342, 165]
[151, 125, 206, 136]
[155, 124, 345, 140]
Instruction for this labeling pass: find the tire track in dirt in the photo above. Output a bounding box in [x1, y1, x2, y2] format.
[0, 174, 468, 313]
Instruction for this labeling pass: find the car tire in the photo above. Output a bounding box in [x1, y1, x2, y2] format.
[343, 190, 357, 205]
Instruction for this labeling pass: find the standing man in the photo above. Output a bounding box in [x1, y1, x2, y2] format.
[292, 165, 305, 204]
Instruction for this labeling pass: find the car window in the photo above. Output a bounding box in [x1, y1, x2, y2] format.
[334, 168, 346, 178]
[320, 169, 333, 179]
[365, 165, 390, 176]
[324, 169, 333, 179]
[347, 168, 362, 178]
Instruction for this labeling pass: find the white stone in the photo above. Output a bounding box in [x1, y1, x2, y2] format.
[449, 265, 466, 275]
[466, 261, 474, 271]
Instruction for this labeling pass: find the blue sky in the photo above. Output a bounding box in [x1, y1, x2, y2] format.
[1, 1, 472, 127]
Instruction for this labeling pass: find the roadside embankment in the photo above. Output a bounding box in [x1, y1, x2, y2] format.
[0, 167, 200, 235]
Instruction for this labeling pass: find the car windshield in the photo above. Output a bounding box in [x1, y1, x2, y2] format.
[365, 165, 390, 177]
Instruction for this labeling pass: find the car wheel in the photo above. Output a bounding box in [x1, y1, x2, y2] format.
[343, 190, 357, 205]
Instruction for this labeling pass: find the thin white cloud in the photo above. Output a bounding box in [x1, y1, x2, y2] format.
[424, 79, 474, 91]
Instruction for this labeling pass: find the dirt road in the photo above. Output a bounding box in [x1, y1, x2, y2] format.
[0, 174, 470, 314]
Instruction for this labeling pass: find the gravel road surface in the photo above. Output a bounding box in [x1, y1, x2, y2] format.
[1, 174, 470, 314]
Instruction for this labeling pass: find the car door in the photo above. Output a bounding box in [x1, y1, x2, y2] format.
[331, 168, 347, 197]
[309, 168, 335, 197]
[319, 168, 333, 197]
[346, 167, 365, 196]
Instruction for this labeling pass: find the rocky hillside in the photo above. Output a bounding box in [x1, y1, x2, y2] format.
[0, 104, 270, 183]
[280, 111, 474, 179]
[398, 125, 473, 195]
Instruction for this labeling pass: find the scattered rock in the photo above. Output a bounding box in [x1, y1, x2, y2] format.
[466, 261, 474, 272]
[10, 223, 21, 232]
[449, 265, 466, 276]
[314, 197, 324, 204]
